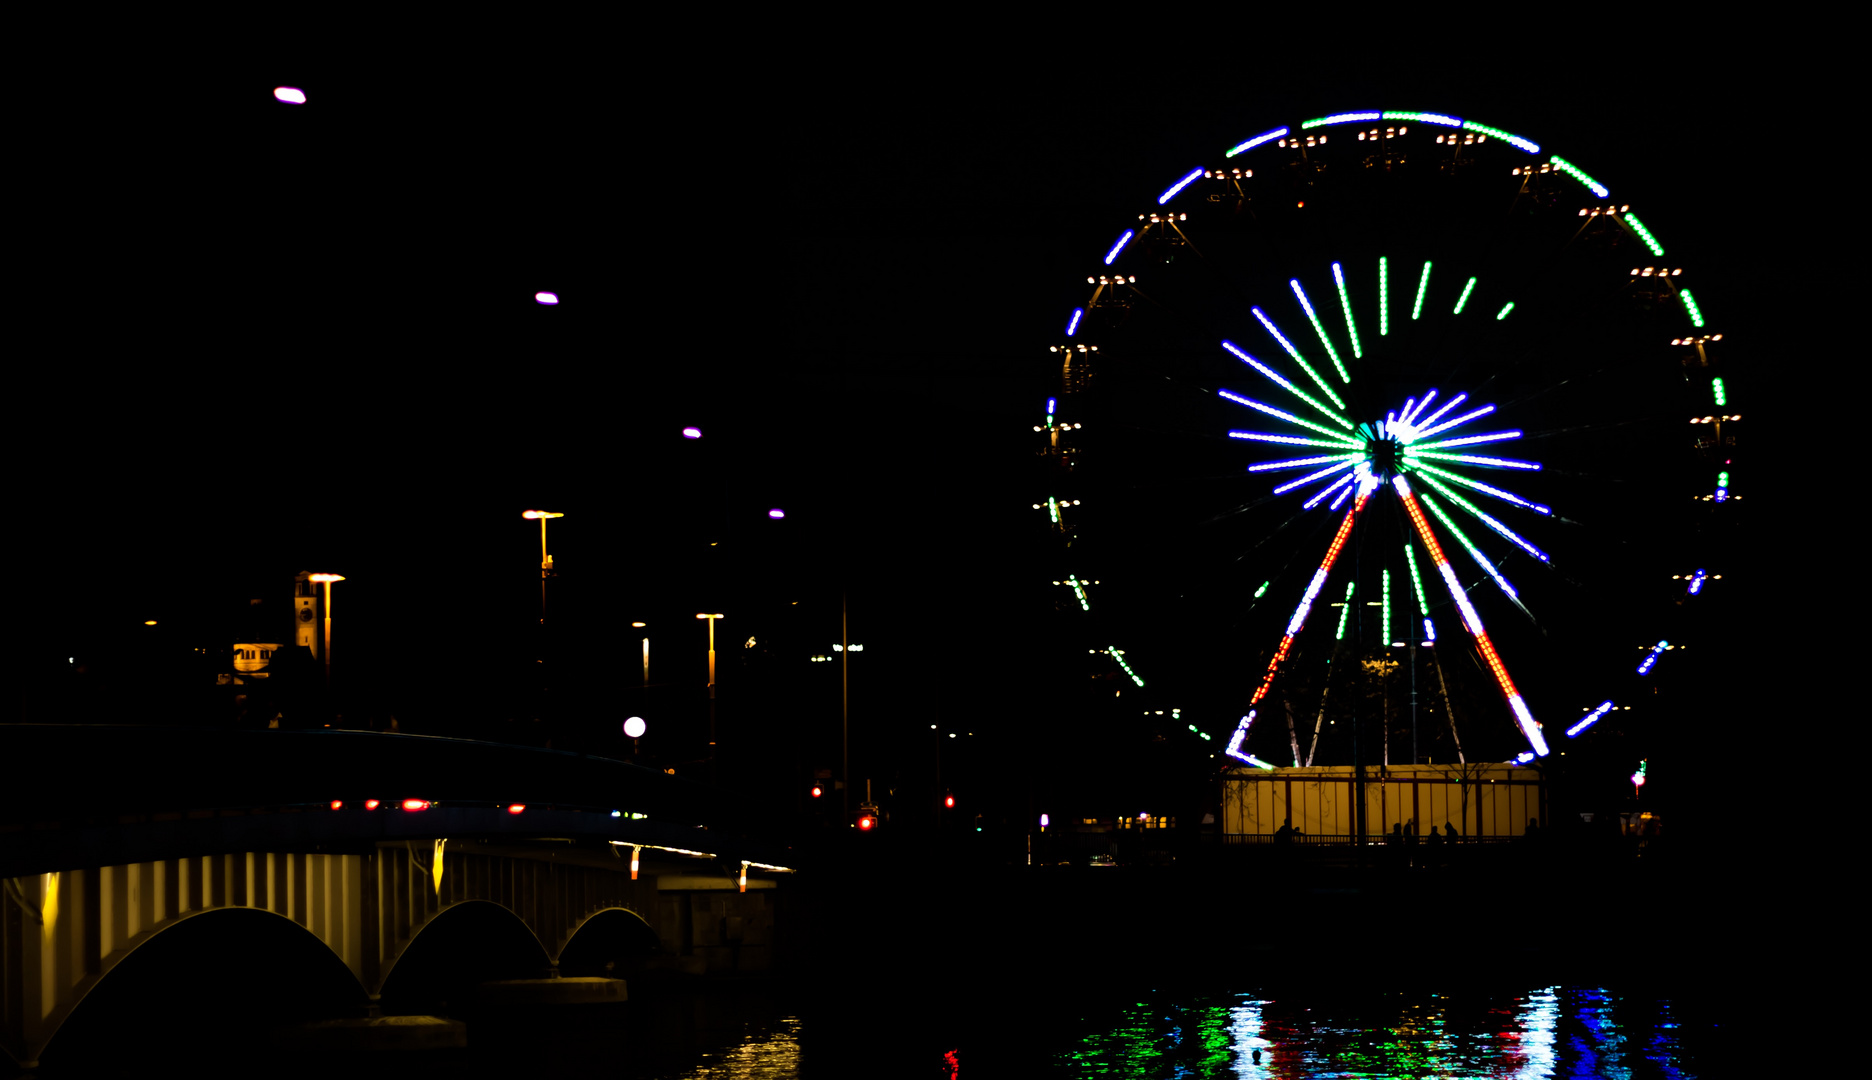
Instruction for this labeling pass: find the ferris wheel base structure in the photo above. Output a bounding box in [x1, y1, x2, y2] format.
[1222, 763, 1544, 843]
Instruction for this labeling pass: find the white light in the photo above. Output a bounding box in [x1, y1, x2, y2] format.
[273, 86, 307, 104]
[623, 716, 647, 738]
[534, 291, 560, 305]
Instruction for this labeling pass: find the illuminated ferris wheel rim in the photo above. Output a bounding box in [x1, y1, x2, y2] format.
[1041, 107, 1730, 771]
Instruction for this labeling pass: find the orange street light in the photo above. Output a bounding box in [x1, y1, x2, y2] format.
[307, 574, 345, 683]
[697, 613, 724, 774]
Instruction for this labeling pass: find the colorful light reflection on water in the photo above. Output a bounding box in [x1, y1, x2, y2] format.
[1051, 986, 1694, 1078]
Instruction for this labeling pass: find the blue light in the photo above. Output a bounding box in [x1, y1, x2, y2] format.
[1329, 482, 1354, 511]
[1228, 431, 1360, 448]
[1412, 430, 1523, 450]
[1409, 452, 1541, 471]
[1243, 754, 1279, 771]
[1385, 111, 1461, 127]
[1636, 640, 1669, 676]
[1687, 569, 1706, 595]
[1304, 471, 1357, 509]
[1251, 307, 1347, 409]
[1219, 341, 1352, 430]
[1249, 453, 1362, 473]
[1514, 751, 1536, 765]
[1567, 701, 1615, 738]
[1065, 308, 1083, 336]
[1273, 459, 1359, 496]
[1046, 397, 1056, 415]
[1225, 127, 1288, 157]
[1158, 167, 1205, 205]
[1417, 393, 1467, 431]
[1404, 390, 1437, 425]
[1423, 618, 1436, 642]
[1408, 461, 1553, 519]
[1104, 230, 1134, 266]
[1417, 403, 1496, 440]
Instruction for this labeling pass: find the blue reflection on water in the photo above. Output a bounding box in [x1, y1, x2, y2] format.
[1045, 986, 1695, 1078]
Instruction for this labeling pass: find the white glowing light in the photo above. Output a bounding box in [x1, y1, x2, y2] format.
[273, 87, 307, 104]
[1415, 404, 1496, 441]
[623, 716, 647, 738]
[1158, 168, 1205, 205]
[1273, 459, 1360, 495]
[534, 291, 560, 305]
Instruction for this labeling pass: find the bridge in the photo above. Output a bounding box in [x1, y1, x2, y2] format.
[0, 726, 800, 1068]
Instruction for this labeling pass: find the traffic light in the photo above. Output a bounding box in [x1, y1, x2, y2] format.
[857, 803, 879, 831]
[810, 784, 824, 799]
[944, 793, 955, 809]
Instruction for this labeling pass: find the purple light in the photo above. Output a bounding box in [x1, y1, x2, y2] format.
[1636, 641, 1668, 676]
[534, 291, 560, 305]
[681, 427, 702, 439]
[768, 509, 785, 519]
[1567, 701, 1614, 739]
[1066, 308, 1083, 336]
[1687, 569, 1706, 595]
[273, 86, 307, 105]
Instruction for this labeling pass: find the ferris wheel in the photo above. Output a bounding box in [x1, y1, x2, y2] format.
[1036, 109, 1740, 771]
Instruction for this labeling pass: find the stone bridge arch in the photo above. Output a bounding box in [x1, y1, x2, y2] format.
[3, 842, 665, 1067]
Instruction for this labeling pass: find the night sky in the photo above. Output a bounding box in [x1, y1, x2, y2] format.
[21, 33, 1791, 834]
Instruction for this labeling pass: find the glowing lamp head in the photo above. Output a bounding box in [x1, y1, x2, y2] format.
[534, 291, 559, 305]
[623, 716, 647, 739]
[401, 799, 430, 812]
[1631, 772, 1646, 787]
[768, 508, 785, 519]
[681, 427, 702, 439]
[507, 804, 525, 815]
[329, 800, 343, 810]
[810, 785, 823, 798]
[1040, 814, 1050, 827]
[858, 814, 875, 831]
[364, 799, 380, 810]
[273, 86, 307, 104]
[944, 795, 955, 808]
[521, 510, 564, 520]
[308, 573, 345, 583]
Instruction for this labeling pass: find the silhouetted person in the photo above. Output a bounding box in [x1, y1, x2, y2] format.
[1525, 817, 1542, 843]
[1444, 822, 1460, 844]
[1274, 817, 1294, 845]
[1426, 826, 1443, 850]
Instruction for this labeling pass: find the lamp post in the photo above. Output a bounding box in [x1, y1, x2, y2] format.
[521, 510, 564, 627]
[307, 574, 345, 685]
[697, 613, 724, 780]
[633, 621, 648, 685]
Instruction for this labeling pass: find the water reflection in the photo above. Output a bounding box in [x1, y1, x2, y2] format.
[679, 1015, 802, 1078]
[1051, 986, 1695, 1078]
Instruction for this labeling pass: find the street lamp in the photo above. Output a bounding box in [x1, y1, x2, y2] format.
[521, 510, 564, 621]
[307, 573, 345, 684]
[697, 613, 723, 774]
[633, 621, 648, 685]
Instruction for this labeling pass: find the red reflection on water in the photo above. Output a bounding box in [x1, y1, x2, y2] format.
[943, 1048, 959, 1079]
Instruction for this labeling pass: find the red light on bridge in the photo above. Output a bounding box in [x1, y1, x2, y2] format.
[364, 799, 381, 810]
[507, 804, 526, 815]
[330, 800, 343, 810]
[401, 799, 431, 812]
[810, 785, 823, 798]
[944, 794, 955, 808]
[857, 814, 876, 831]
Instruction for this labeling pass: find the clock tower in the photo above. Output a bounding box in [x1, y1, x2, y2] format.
[292, 571, 324, 666]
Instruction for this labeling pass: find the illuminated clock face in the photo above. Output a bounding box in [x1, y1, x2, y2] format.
[298, 608, 314, 623]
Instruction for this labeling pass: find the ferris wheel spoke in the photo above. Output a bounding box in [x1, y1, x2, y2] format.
[1220, 342, 1355, 430]
[1251, 308, 1348, 410]
[1410, 473, 1554, 572]
[1405, 460, 1552, 520]
[1225, 492, 1371, 764]
[1217, 390, 1356, 442]
[1393, 476, 1549, 758]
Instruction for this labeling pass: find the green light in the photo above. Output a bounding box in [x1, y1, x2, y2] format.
[1680, 288, 1705, 328]
[1108, 645, 1144, 687]
[1412, 261, 1432, 321]
[1404, 542, 1430, 615]
[1295, 288, 1351, 384]
[1382, 568, 1391, 644]
[1712, 377, 1726, 407]
[1454, 276, 1477, 315]
[1550, 155, 1608, 198]
[1379, 257, 1390, 336]
[1623, 212, 1665, 257]
[1334, 263, 1364, 359]
[1067, 575, 1091, 611]
[1495, 301, 1515, 321]
[1415, 489, 1496, 585]
[1718, 470, 1730, 486]
[1048, 497, 1060, 524]
[1334, 580, 1355, 640]
[1254, 581, 1269, 599]
[1461, 120, 1539, 153]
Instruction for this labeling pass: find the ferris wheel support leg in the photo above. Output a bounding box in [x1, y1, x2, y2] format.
[1283, 698, 1302, 767]
[1393, 475, 1550, 758]
[1430, 649, 1466, 765]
